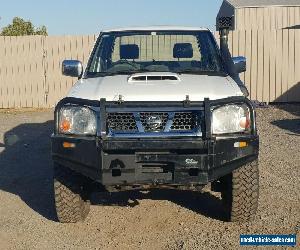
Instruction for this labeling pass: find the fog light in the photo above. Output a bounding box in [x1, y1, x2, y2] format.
[234, 142, 248, 148]
[63, 142, 76, 148]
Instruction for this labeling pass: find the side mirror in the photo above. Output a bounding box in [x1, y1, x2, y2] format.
[62, 60, 83, 77]
[232, 56, 246, 73]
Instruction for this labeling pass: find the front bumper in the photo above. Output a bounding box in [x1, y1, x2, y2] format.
[51, 96, 259, 187]
[51, 135, 259, 186]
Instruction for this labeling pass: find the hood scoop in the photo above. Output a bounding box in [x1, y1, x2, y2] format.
[128, 72, 180, 83]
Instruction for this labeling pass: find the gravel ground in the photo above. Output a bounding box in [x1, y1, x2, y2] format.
[0, 105, 299, 250]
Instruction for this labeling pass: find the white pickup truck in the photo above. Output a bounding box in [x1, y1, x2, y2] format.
[51, 26, 259, 223]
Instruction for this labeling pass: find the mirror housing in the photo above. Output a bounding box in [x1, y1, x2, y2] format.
[232, 56, 246, 73]
[62, 60, 83, 77]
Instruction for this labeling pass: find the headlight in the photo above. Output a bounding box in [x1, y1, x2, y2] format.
[58, 106, 97, 135]
[212, 104, 251, 134]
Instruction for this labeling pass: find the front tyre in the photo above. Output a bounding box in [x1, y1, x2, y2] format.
[53, 164, 91, 223]
[221, 160, 259, 222]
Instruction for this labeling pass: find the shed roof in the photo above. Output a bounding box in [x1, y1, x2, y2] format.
[226, 0, 300, 8]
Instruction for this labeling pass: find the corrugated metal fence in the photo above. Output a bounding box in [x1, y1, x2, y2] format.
[226, 30, 300, 103]
[0, 31, 299, 108]
[0, 35, 96, 108]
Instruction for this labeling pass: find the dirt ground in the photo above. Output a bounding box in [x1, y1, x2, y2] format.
[0, 105, 299, 250]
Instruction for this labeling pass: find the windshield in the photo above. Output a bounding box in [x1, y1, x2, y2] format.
[86, 30, 225, 77]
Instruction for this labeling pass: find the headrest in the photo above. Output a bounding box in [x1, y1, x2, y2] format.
[120, 44, 139, 59]
[173, 43, 193, 58]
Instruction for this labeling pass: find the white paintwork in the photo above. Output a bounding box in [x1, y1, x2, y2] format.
[67, 73, 243, 102]
[102, 26, 209, 33]
[66, 27, 243, 102]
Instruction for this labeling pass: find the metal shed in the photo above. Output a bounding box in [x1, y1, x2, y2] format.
[217, 0, 300, 30]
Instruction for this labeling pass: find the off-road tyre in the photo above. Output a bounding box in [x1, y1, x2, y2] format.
[221, 160, 259, 222]
[53, 164, 91, 223]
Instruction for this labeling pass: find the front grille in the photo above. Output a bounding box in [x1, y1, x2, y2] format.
[106, 111, 201, 135]
[171, 112, 197, 131]
[140, 112, 168, 132]
[107, 113, 138, 132]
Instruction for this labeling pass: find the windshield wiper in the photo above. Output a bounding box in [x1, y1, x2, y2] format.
[85, 71, 134, 78]
[105, 71, 139, 76]
[175, 69, 228, 76]
[85, 69, 227, 78]
[85, 69, 153, 78]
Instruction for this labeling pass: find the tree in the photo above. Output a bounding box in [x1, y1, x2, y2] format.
[0, 17, 48, 36]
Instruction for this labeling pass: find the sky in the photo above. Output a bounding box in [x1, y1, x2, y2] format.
[0, 0, 223, 35]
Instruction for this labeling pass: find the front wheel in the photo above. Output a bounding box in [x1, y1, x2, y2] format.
[221, 160, 259, 222]
[53, 164, 91, 223]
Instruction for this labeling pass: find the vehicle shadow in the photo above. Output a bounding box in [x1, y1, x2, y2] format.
[0, 121, 226, 222]
[0, 120, 57, 221]
[91, 188, 226, 221]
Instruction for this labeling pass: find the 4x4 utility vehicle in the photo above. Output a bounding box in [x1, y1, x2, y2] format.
[51, 27, 259, 223]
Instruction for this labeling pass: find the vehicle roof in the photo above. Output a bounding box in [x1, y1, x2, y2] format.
[102, 26, 210, 33]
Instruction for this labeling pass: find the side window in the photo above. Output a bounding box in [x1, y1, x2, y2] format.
[89, 35, 115, 72]
[89, 44, 101, 72]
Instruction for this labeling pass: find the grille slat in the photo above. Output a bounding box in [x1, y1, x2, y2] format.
[107, 111, 200, 134]
[170, 112, 197, 131]
[107, 113, 138, 132]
